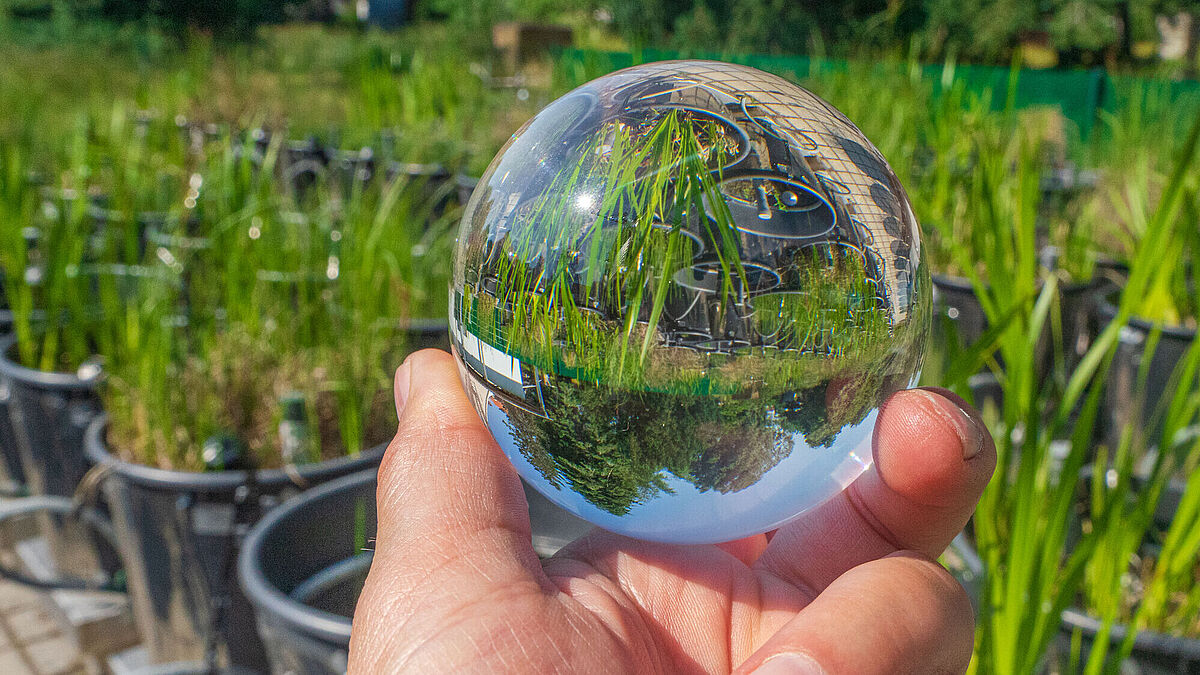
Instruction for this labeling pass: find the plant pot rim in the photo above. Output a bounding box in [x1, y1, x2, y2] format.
[1061, 608, 1200, 659]
[401, 317, 449, 333]
[386, 160, 449, 177]
[84, 414, 387, 494]
[930, 273, 976, 292]
[931, 271, 1099, 295]
[121, 662, 258, 675]
[1079, 462, 1189, 499]
[0, 335, 97, 392]
[238, 469, 374, 647]
[1095, 295, 1197, 340]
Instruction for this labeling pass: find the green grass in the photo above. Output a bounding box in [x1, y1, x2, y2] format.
[1, 20, 1199, 669]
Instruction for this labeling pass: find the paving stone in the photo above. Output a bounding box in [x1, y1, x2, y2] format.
[23, 634, 81, 675]
[0, 647, 36, 675]
[0, 580, 42, 612]
[5, 605, 60, 645]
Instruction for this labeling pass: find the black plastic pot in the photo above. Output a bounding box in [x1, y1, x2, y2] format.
[239, 470, 592, 675]
[1094, 296, 1196, 451]
[84, 415, 387, 672]
[932, 272, 1104, 377]
[1060, 609, 1200, 674]
[283, 138, 329, 198]
[1054, 465, 1200, 673]
[932, 274, 989, 351]
[403, 317, 450, 353]
[0, 312, 25, 493]
[0, 364, 25, 494]
[967, 371, 1003, 415]
[331, 148, 377, 196]
[943, 533, 984, 617]
[385, 161, 453, 214]
[1059, 276, 1105, 371]
[454, 173, 479, 207]
[0, 335, 101, 498]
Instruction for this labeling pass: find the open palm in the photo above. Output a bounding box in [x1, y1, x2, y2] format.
[350, 350, 995, 674]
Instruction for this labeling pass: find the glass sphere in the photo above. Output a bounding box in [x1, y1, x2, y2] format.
[450, 61, 930, 543]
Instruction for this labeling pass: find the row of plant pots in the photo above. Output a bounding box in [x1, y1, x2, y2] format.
[930, 252, 1122, 379]
[159, 119, 482, 203]
[45, 171, 480, 241]
[932, 259, 1197, 446]
[945, 277, 1200, 673]
[0, 319, 451, 672]
[950, 465, 1200, 674]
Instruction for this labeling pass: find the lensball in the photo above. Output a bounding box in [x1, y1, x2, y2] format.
[450, 60, 930, 543]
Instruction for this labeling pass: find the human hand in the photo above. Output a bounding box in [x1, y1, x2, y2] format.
[350, 349, 995, 674]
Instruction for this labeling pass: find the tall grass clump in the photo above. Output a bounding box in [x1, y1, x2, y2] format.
[100, 127, 458, 470]
[966, 111, 1200, 675]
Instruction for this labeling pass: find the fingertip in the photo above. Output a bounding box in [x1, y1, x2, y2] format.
[874, 388, 995, 509]
[393, 349, 453, 418]
[395, 348, 482, 428]
[376, 347, 533, 558]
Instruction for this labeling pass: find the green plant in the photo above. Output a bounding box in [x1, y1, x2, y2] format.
[965, 109, 1200, 675]
[1070, 337, 1200, 672]
[101, 126, 456, 470]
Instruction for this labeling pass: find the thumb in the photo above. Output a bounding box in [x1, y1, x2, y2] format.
[350, 349, 542, 672]
[375, 348, 535, 561]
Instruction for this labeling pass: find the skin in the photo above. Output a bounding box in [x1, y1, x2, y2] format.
[350, 349, 996, 674]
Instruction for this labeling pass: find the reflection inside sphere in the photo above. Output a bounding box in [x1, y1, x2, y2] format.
[450, 60, 930, 543]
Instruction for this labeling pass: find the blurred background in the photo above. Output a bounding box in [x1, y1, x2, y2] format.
[0, 1, 1198, 674]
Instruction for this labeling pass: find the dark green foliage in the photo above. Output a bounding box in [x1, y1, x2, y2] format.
[604, 0, 910, 55]
[71, 0, 302, 38]
[777, 386, 832, 448]
[505, 379, 798, 515]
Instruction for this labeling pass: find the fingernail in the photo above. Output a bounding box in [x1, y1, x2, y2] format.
[751, 653, 826, 675]
[918, 389, 985, 460]
[394, 359, 412, 416]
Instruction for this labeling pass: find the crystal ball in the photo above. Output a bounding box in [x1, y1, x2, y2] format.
[450, 61, 930, 543]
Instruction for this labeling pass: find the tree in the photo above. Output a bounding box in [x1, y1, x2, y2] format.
[504, 376, 799, 514]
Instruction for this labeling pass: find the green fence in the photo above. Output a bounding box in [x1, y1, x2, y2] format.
[557, 48, 1200, 140]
